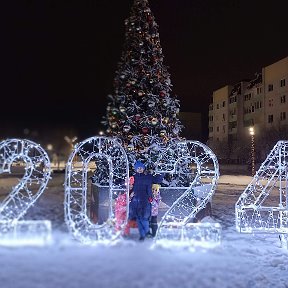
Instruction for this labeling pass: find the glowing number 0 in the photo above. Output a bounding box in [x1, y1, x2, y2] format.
[0, 138, 52, 245]
[64, 136, 129, 244]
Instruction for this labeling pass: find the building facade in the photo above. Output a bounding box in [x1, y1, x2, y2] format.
[208, 56, 288, 162]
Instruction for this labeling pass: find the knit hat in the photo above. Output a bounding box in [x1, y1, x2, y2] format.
[134, 160, 145, 170]
[152, 184, 160, 191]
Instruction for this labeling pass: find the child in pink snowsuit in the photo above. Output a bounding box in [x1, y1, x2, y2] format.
[150, 184, 161, 237]
[115, 176, 134, 236]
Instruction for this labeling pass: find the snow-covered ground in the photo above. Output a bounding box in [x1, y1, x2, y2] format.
[0, 173, 288, 288]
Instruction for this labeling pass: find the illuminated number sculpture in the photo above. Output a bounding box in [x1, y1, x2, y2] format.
[64, 136, 129, 245]
[235, 140, 288, 247]
[154, 140, 220, 248]
[0, 138, 52, 246]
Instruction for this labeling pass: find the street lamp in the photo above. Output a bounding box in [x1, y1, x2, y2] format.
[47, 144, 53, 151]
[249, 127, 255, 176]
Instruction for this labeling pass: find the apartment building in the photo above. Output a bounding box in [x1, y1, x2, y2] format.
[208, 85, 230, 142]
[264, 57, 288, 129]
[208, 56, 288, 161]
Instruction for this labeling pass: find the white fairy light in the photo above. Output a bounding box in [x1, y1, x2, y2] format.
[153, 140, 220, 248]
[64, 136, 129, 245]
[235, 140, 288, 238]
[0, 138, 52, 245]
[0, 220, 52, 246]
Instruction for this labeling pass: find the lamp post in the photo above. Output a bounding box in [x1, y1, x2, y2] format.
[249, 127, 255, 176]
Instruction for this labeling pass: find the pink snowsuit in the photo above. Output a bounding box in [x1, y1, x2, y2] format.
[115, 193, 130, 235]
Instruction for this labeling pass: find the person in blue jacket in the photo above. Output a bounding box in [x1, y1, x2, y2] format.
[129, 160, 163, 241]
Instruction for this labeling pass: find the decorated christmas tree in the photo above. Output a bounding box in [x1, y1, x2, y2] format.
[101, 0, 183, 184]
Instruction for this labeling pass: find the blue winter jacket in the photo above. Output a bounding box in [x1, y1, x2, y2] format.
[129, 173, 163, 219]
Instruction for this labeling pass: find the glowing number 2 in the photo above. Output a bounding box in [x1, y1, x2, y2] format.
[155, 140, 220, 245]
[0, 138, 51, 222]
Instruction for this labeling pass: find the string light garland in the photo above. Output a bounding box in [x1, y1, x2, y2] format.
[0, 137, 221, 248]
[0, 220, 52, 246]
[102, 0, 184, 181]
[153, 140, 221, 248]
[0, 138, 52, 245]
[235, 140, 288, 245]
[64, 136, 129, 245]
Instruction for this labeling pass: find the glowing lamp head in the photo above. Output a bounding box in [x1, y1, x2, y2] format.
[249, 127, 255, 136]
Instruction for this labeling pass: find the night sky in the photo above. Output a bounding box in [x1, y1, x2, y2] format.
[2, 0, 288, 140]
